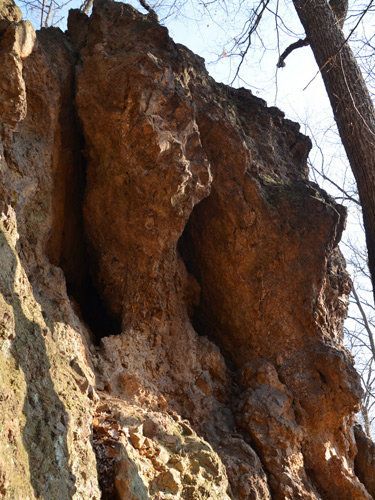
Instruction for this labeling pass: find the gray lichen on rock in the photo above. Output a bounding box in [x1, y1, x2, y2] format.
[0, 0, 373, 498]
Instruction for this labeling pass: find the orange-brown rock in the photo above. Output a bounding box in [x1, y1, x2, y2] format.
[0, 4, 100, 498]
[0, 0, 374, 498]
[355, 425, 375, 497]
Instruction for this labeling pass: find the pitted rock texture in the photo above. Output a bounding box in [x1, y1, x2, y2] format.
[355, 424, 375, 498]
[0, 0, 374, 498]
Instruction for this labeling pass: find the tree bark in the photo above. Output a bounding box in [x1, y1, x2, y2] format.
[292, 0, 375, 301]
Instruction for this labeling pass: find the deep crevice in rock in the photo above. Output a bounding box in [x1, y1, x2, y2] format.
[178, 213, 235, 376]
[178, 208, 209, 337]
[72, 270, 122, 344]
[47, 106, 121, 344]
[178, 204, 238, 378]
[62, 174, 122, 344]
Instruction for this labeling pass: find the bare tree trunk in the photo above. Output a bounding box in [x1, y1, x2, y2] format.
[80, 0, 93, 15]
[292, 0, 375, 301]
[361, 400, 371, 437]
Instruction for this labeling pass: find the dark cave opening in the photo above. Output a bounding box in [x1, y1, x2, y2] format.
[65, 261, 122, 345]
[177, 217, 195, 276]
[59, 160, 122, 345]
[47, 112, 121, 344]
[177, 215, 203, 330]
[177, 202, 238, 375]
[177, 207, 218, 345]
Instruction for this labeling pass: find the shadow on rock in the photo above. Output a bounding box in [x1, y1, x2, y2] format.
[0, 228, 76, 499]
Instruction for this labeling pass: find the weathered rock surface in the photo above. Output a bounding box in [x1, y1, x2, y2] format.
[0, 0, 374, 498]
[0, 2, 101, 497]
[355, 424, 375, 497]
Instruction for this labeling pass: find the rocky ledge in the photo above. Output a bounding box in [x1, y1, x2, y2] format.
[0, 0, 374, 498]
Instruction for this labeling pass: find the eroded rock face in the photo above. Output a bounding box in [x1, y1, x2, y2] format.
[0, 0, 374, 498]
[355, 425, 375, 497]
[0, 5, 100, 498]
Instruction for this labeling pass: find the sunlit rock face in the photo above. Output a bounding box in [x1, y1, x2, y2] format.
[0, 0, 373, 498]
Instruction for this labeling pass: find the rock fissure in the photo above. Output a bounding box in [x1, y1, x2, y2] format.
[0, 0, 374, 498]
[37, 36, 122, 345]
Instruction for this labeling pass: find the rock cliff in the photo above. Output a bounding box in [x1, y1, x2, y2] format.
[0, 0, 374, 498]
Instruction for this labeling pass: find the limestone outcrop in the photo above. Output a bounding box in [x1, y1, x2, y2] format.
[0, 0, 374, 498]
